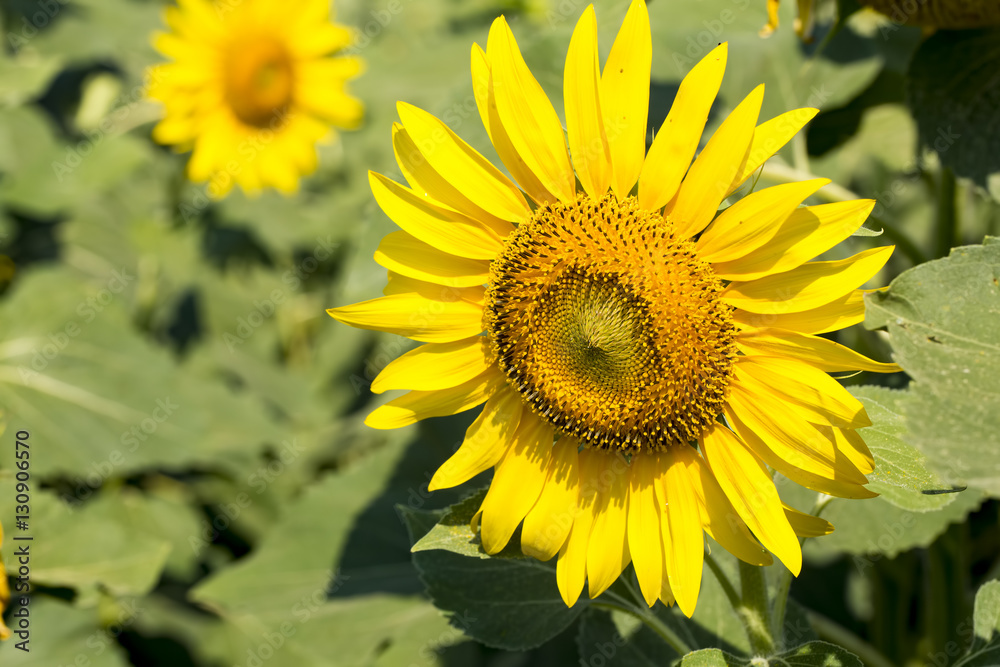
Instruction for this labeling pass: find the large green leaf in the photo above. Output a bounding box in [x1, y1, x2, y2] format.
[0, 481, 169, 600]
[405, 492, 756, 655]
[0, 51, 62, 108]
[190, 434, 464, 667]
[850, 386, 958, 511]
[402, 502, 586, 651]
[865, 239, 1000, 495]
[803, 489, 983, 562]
[0, 106, 151, 218]
[0, 597, 131, 665]
[0, 267, 282, 479]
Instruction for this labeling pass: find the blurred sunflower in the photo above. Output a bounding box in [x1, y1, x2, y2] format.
[148, 0, 364, 197]
[762, 0, 1000, 38]
[330, 0, 898, 615]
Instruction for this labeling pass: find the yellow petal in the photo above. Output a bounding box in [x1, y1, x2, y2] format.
[638, 43, 727, 212]
[733, 290, 866, 335]
[365, 366, 505, 430]
[375, 231, 490, 289]
[557, 445, 602, 606]
[822, 424, 875, 475]
[712, 200, 876, 281]
[722, 246, 894, 314]
[372, 337, 494, 393]
[480, 414, 554, 554]
[663, 448, 704, 618]
[429, 388, 524, 490]
[725, 108, 819, 197]
[391, 124, 517, 236]
[701, 423, 802, 574]
[369, 171, 504, 260]
[327, 292, 484, 343]
[737, 328, 901, 373]
[396, 101, 531, 222]
[729, 411, 878, 499]
[587, 453, 632, 598]
[783, 503, 834, 537]
[726, 381, 870, 484]
[735, 356, 871, 429]
[382, 273, 485, 303]
[522, 439, 581, 561]
[474, 42, 556, 205]
[698, 179, 829, 263]
[627, 453, 664, 607]
[488, 17, 576, 203]
[564, 5, 611, 199]
[600, 0, 651, 199]
[665, 84, 764, 239]
[653, 458, 678, 606]
[471, 43, 493, 139]
[761, 0, 780, 36]
[685, 451, 772, 566]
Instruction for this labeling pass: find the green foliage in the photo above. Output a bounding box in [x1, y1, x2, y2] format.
[851, 386, 961, 511]
[679, 642, 862, 666]
[0, 0, 997, 665]
[907, 30, 1000, 200]
[865, 239, 1000, 495]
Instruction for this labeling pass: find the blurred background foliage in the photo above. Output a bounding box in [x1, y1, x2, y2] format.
[0, 0, 998, 665]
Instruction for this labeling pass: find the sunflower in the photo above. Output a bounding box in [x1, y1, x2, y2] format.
[329, 0, 898, 616]
[148, 0, 364, 197]
[762, 0, 1000, 38]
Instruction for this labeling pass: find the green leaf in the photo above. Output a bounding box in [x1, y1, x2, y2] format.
[0, 482, 170, 599]
[0, 597, 131, 665]
[865, 239, 1000, 495]
[401, 504, 586, 651]
[406, 496, 754, 655]
[679, 648, 741, 666]
[954, 580, 1000, 667]
[0, 52, 63, 108]
[0, 106, 151, 218]
[850, 386, 958, 511]
[409, 488, 520, 559]
[907, 29, 1000, 196]
[802, 488, 983, 561]
[191, 435, 461, 667]
[0, 267, 282, 479]
[679, 642, 862, 666]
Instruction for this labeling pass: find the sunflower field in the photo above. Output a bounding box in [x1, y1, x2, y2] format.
[1, 0, 999, 665]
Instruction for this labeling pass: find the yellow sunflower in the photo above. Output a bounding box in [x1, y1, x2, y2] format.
[148, 0, 364, 197]
[329, 0, 898, 616]
[762, 0, 1000, 38]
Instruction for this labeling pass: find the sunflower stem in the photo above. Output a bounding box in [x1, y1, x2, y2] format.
[704, 552, 741, 611]
[769, 564, 794, 650]
[936, 167, 957, 259]
[769, 495, 833, 647]
[593, 594, 694, 657]
[737, 560, 775, 656]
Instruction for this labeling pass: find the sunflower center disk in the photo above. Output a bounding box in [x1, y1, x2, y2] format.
[224, 37, 295, 128]
[486, 195, 738, 452]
